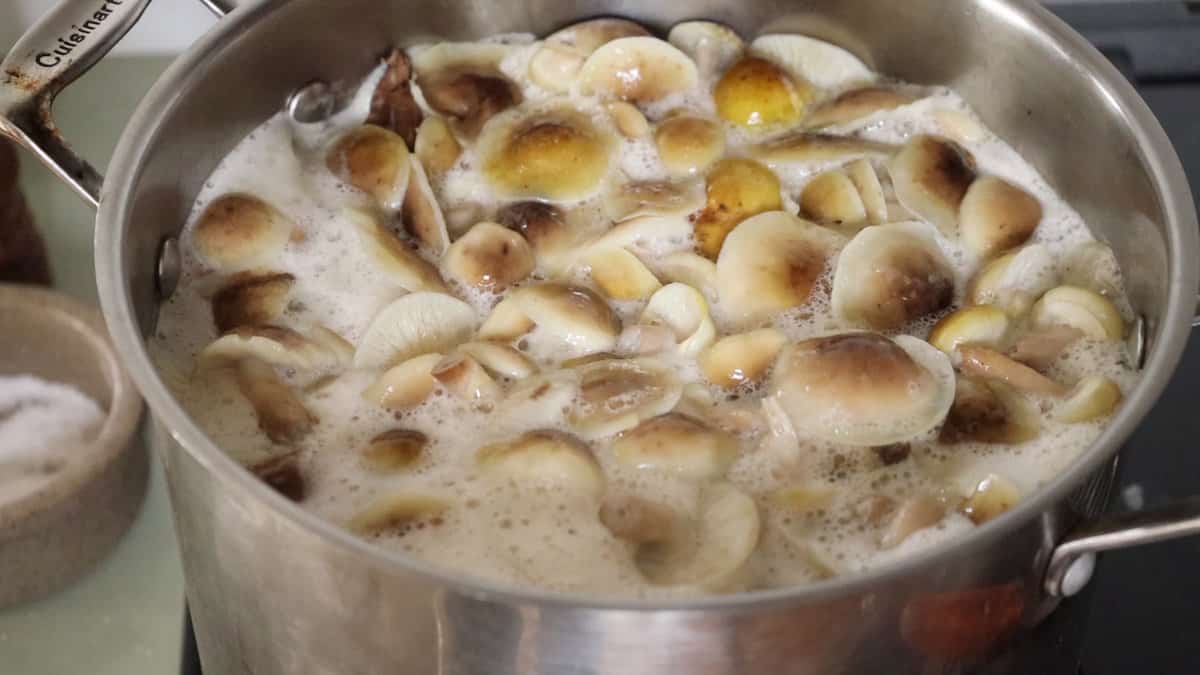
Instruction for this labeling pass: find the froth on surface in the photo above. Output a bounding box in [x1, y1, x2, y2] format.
[150, 28, 1141, 598]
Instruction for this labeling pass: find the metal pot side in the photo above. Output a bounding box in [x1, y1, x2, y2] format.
[70, 0, 1200, 673]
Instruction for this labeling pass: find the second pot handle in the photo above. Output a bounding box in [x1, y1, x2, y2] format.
[1045, 495, 1200, 597]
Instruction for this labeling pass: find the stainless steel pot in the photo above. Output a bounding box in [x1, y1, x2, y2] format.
[3, 0, 1199, 672]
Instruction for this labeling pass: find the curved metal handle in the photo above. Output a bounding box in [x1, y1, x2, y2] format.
[1045, 496, 1200, 597]
[0, 0, 235, 209]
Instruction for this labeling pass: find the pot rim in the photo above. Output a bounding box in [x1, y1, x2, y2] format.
[95, 0, 1199, 612]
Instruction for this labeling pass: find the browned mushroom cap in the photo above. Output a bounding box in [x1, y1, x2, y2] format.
[958, 176, 1043, 258]
[693, 159, 783, 260]
[714, 56, 812, 129]
[938, 375, 1038, 444]
[366, 48, 424, 148]
[476, 429, 605, 496]
[479, 107, 615, 202]
[831, 222, 955, 331]
[211, 271, 295, 332]
[599, 494, 675, 544]
[326, 125, 412, 211]
[803, 87, 916, 129]
[495, 201, 576, 263]
[889, 135, 976, 235]
[770, 333, 955, 446]
[192, 194, 293, 272]
[414, 42, 522, 139]
[444, 222, 534, 291]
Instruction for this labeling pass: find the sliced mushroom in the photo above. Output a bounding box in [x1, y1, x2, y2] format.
[751, 132, 895, 167]
[657, 251, 719, 301]
[749, 34, 874, 91]
[769, 484, 836, 512]
[889, 135, 976, 235]
[847, 158, 888, 226]
[770, 333, 956, 446]
[667, 20, 744, 81]
[585, 247, 662, 301]
[699, 328, 787, 388]
[347, 208, 446, 292]
[692, 158, 783, 259]
[528, 18, 650, 93]
[803, 87, 916, 129]
[1055, 375, 1123, 423]
[400, 157, 451, 255]
[211, 271, 295, 332]
[612, 413, 738, 480]
[957, 345, 1068, 398]
[366, 48, 424, 147]
[961, 474, 1020, 525]
[608, 179, 705, 221]
[348, 493, 450, 535]
[934, 108, 989, 145]
[831, 221, 955, 330]
[192, 194, 293, 271]
[798, 169, 867, 228]
[959, 176, 1042, 258]
[654, 115, 726, 178]
[569, 357, 683, 439]
[880, 495, 945, 549]
[717, 211, 841, 325]
[431, 353, 502, 401]
[1007, 325, 1083, 372]
[714, 56, 812, 129]
[606, 101, 650, 138]
[578, 36, 699, 105]
[361, 429, 428, 473]
[938, 375, 1039, 444]
[640, 283, 716, 356]
[637, 482, 761, 590]
[968, 244, 1059, 317]
[599, 494, 676, 544]
[928, 305, 1011, 355]
[457, 341, 538, 379]
[478, 283, 621, 358]
[413, 42, 520, 138]
[249, 450, 307, 501]
[444, 221, 534, 291]
[234, 359, 317, 444]
[1030, 286, 1124, 341]
[616, 324, 678, 356]
[501, 369, 580, 428]
[587, 211, 693, 256]
[362, 353, 444, 410]
[1062, 241, 1123, 299]
[413, 115, 462, 175]
[478, 106, 615, 202]
[476, 430, 604, 497]
[326, 125, 412, 211]
[199, 325, 345, 373]
[354, 292, 477, 369]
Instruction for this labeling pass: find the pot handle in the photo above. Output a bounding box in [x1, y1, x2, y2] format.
[1044, 495, 1200, 597]
[0, 0, 163, 208]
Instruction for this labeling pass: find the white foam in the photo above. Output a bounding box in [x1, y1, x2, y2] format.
[150, 31, 1141, 598]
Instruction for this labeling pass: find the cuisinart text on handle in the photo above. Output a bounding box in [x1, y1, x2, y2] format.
[34, 0, 127, 68]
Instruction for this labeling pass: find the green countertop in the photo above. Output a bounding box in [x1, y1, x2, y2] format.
[0, 56, 185, 675]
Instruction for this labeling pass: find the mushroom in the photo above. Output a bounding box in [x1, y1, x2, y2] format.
[192, 194, 293, 271]
[354, 292, 476, 369]
[326, 125, 412, 211]
[361, 429, 428, 473]
[211, 271, 295, 332]
[699, 328, 788, 388]
[889, 135, 976, 235]
[366, 48, 424, 147]
[692, 158, 783, 259]
[612, 413, 739, 480]
[476, 430, 605, 497]
[478, 106, 616, 202]
[444, 221, 534, 291]
[714, 56, 812, 129]
[578, 36, 699, 105]
[569, 357, 683, 440]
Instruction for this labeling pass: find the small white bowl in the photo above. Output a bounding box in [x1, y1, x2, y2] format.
[0, 283, 147, 607]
